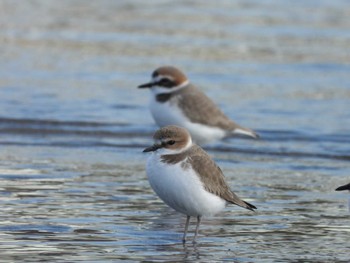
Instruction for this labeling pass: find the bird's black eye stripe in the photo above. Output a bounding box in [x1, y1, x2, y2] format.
[159, 78, 170, 84]
[167, 140, 176, 145]
[158, 78, 175, 88]
[160, 78, 170, 83]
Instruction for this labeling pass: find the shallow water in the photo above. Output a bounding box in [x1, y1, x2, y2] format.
[0, 0, 349, 262]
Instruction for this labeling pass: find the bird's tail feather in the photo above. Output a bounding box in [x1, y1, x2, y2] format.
[232, 127, 259, 139]
[243, 201, 257, 211]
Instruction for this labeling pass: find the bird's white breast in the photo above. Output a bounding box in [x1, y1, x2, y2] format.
[146, 152, 226, 217]
[149, 95, 226, 144]
[149, 95, 185, 128]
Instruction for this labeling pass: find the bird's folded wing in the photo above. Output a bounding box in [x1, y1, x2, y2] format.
[177, 84, 239, 131]
[188, 146, 255, 210]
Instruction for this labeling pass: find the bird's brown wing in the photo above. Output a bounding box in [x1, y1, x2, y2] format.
[188, 145, 256, 211]
[176, 84, 238, 131]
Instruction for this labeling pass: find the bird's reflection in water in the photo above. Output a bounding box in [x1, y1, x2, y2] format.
[182, 241, 200, 261]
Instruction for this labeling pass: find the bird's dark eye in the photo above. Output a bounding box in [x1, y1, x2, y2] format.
[158, 78, 174, 87]
[160, 78, 170, 84]
[168, 140, 176, 145]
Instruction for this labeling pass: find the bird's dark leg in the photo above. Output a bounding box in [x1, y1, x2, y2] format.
[182, 215, 190, 243]
[193, 215, 201, 243]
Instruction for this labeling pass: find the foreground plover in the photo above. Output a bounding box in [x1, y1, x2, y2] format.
[143, 125, 256, 242]
[138, 66, 259, 144]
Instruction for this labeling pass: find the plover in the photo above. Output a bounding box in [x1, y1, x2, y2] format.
[143, 125, 257, 243]
[138, 66, 259, 144]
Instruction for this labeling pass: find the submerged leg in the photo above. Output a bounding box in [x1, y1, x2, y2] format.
[193, 215, 202, 243]
[182, 215, 190, 243]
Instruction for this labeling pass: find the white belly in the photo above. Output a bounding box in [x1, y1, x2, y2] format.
[146, 152, 226, 217]
[149, 97, 226, 144]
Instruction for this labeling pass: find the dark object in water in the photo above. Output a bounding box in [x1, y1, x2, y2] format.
[335, 182, 350, 191]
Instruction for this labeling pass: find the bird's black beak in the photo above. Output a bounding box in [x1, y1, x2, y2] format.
[138, 82, 154, 88]
[335, 183, 350, 191]
[143, 144, 162, 152]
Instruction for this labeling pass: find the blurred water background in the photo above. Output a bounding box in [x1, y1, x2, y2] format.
[0, 0, 349, 262]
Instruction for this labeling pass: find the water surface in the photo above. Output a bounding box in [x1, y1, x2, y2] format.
[0, 0, 349, 262]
